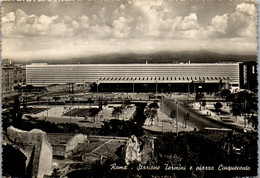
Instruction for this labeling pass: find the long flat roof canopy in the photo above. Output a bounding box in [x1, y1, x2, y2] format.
[98, 76, 230, 83]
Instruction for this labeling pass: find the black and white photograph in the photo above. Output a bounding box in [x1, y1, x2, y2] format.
[1, 0, 258, 177]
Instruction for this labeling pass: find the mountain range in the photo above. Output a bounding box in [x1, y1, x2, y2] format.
[12, 51, 257, 64]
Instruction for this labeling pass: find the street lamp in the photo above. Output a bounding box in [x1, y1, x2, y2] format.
[155, 80, 158, 99]
[175, 99, 179, 136]
[133, 78, 135, 94]
[184, 113, 190, 128]
[46, 97, 49, 119]
[70, 96, 73, 123]
[161, 92, 163, 114]
[188, 82, 190, 98]
[97, 81, 99, 94]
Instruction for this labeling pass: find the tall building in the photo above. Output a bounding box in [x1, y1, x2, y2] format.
[2, 59, 15, 97]
[2, 59, 27, 98]
[239, 62, 257, 91]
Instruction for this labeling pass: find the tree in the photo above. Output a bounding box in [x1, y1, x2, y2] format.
[227, 91, 257, 124]
[195, 93, 204, 102]
[112, 107, 123, 119]
[214, 102, 223, 115]
[201, 101, 206, 110]
[149, 102, 159, 109]
[103, 100, 108, 106]
[98, 97, 103, 110]
[220, 89, 231, 98]
[144, 103, 158, 126]
[13, 95, 22, 123]
[101, 120, 131, 136]
[36, 96, 41, 104]
[88, 98, 94, 103]
[13, 95, 20, 114]
[123, 99, 131, 108]
[53, 96, 60, 103]
[247, 116, 258, 131]
[89, 108, 101, 123]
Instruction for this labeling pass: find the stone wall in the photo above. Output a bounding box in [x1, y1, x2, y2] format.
[6, 126, 53, 177]
[38, 136, 53, 177]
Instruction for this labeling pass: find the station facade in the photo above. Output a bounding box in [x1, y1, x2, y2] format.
[26, 63, 240, 93]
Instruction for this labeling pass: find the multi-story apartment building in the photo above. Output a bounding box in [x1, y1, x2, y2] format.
[2, 59, 26, 98]
[2, 59, 15, 98]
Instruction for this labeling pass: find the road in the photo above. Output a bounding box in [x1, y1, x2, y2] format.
[162, 98, 229, 131]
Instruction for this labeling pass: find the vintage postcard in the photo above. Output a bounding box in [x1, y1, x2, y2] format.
[1, 0, 258, 177]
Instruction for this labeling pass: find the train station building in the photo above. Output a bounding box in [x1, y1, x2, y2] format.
[26, 63, 243, 93]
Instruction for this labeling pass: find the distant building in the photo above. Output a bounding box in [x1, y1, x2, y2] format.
[2, 59, 26, 98]
[239, 62, 257, 91]
[26, 63, 241, 93]
[2, 59, 15, 97]
[14, 64, 26, 85]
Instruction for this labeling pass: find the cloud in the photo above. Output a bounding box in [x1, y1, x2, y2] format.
[89, 25, 111, 39]
[236, 2, 257, 16]
[2, 9, 60, 37]
[49, 21, 79, 38]
[91, 7, 107, 26]
[227, 3, 257, 38]
[176, 13, 199, 31]
[79, 15, 89, 29]
[3, 3, 256, 40]
[2, 9, 85, 38]
[112, 17, 133, 38]
[2, 12, 16, 23]
[1, 2, 257, 61]
[206, 3, 257, 38]
[209, 14, 228, 34]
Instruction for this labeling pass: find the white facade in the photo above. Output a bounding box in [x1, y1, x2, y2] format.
[26, 63, 240, 87]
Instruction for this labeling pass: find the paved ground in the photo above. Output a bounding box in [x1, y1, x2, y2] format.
[142, 106, 195, 133]
[27, 104, 136, 128]
[192, 102, 254, 132]
[161, 98, 222, 131]
[162, 94, 254, 132]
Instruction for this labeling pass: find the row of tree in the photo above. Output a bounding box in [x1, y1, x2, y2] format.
[226, 91, 257, 129]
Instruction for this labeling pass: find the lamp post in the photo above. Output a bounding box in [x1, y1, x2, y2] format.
[46, 97, 49, 119]
[156, 81, 157, 99]
[161, 90, 163, 113]
[133, 78, 135, 94]
[184, 113, 190, 128]
[162, 120, 164, 133]
[97, 81, 99, 94]
[188, 82, 190, 96]
[70, 96, 72, 123]
[175, 99, 179, 136]
[83, 80, 86, 98]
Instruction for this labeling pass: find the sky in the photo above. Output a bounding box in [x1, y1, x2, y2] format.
[2, 0, 258, 62]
